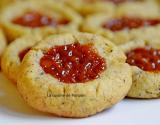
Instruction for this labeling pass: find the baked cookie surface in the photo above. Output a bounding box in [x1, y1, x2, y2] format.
[1, 35, 42, 83]
[0, 0, 21, 11]
[17, 33, 132, 117]
[120, 40, 160, 98]
[116, 1, 160, 18]
[64, 0, 115, 16]
[0, 0, 82, 42]
[0, 28, 7, 57]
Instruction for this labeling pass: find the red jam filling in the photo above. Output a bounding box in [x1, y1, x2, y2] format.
[126, 47, 160, 71]
[102, 17, 160, 32]
[12, 11, 69, 28]
[19, 48, 31, 61]
[40, 42, 106, 83]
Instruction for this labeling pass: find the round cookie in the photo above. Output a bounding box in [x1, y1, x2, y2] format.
[17, 33, 132, 118]
[82, 12, 160, 45]
[64, 0, 115, 16]
[0, 0, 82, 42]
[120, 40, 160, 98]
[1, 35, 42, 83]
[0, 28, 7, 58]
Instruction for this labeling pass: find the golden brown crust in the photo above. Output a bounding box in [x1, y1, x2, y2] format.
[120, 40, 160, 98]
[0, 0, 82, 42]
[17, 33, 132, 117]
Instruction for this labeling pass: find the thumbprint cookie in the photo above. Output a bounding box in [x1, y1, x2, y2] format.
[0, 0, 82, 42]
[120, 40, 160, 98]
[63, 0, 115, 16]
[1, 35, 42, 83]
[17, 33, 132, 118]
[0, 28, 7, 58]
[82, 13, 160, 45]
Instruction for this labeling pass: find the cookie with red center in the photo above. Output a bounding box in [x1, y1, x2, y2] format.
[0, 0, 82, 42]
[0, 28, 7, 59]
[1, 35, 42, 83]
[82, 11, 160, 45]
[17, 33, 132, 118]
[120, 40, 160, 98]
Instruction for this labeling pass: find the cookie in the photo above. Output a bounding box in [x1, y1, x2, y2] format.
[120, 40, 160, 98]
[1, 35, 42, 83]
[17, 33, 132, 117]
[82, 12, 160, 45]
[0, 0, 82, 42]
[64, 0, 115, 16]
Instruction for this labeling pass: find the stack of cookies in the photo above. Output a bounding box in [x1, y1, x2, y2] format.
[0, 0, 160, 118]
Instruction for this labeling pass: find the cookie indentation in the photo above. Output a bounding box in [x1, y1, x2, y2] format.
[126, 47, 160, 71]
[19, 48, 31, 61]
[13, 11, 70, 28]
[40, 42, 106, 83]
[102, 17, 160, 31]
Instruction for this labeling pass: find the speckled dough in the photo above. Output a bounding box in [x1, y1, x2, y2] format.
[1, 35, 42, 83]
[120, 40, 160, 98]
[0, 0, 82, 42]
[17, 33, 132, 118]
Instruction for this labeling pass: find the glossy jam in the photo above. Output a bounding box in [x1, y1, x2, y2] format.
[40, 42, 106, 83]
[102, 17, 160, 31]
[19, 48, 30, 61]
[126, 47, 160, 71]
[12, 12, 69, 28]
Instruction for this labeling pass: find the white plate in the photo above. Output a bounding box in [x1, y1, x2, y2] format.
[0, 73, 160, 125]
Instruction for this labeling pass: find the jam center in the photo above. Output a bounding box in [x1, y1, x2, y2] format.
[126, 47, 160, 71]
[40, 42, 106, 83]
[19, 48, 31, 61]
[12, 11, 69, 28]
[102, 17, 160, 31]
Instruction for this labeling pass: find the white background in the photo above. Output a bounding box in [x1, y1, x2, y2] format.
[0, 73, 159, 125]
